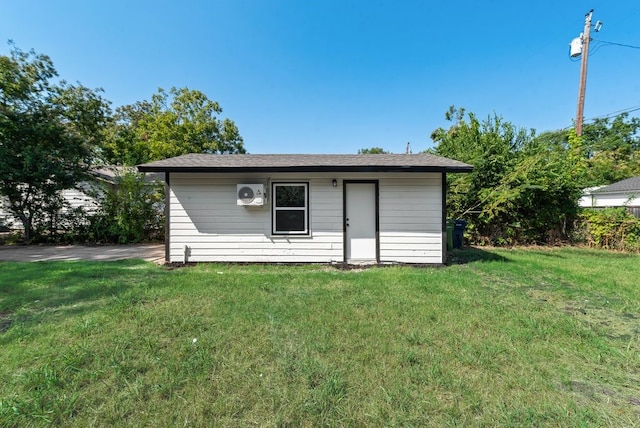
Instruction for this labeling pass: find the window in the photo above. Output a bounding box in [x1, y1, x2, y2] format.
[272, 183, 309, 235]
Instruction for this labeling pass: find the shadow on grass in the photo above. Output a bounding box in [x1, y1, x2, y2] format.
[447, 247, 510, 265]
[0, 260, 167, 339]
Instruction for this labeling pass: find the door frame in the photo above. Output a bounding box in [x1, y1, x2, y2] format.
[343, 180, 380, 263]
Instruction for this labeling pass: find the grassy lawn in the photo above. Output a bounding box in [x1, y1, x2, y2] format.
[1, 247, 639, 426]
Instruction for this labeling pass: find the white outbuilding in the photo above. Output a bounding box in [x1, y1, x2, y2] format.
[138, 153, 473, 265]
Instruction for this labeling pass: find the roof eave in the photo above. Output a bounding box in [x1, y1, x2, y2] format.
[593, 189, 640, 195]
[137, 165, 474, 174]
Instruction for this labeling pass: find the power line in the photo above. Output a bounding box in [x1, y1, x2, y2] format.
[560, 105, 640, 130]
[584, 106, 640, 121]
[593, 39, 640, 50]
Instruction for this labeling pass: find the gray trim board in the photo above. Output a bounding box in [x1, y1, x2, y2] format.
[441, 172, 447, 264]
[164, 172, 170, 263]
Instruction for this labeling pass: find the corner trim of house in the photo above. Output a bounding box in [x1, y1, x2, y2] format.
[375, 180, 380, 263]
[164, 172, 171, 263]
[441, 172, 447, 265]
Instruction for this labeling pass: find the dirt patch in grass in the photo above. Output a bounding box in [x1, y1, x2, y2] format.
[560, 379, 640, 416]
[0, 310, 12, 333]
[164, 262, 198, 270]
[526, 288, 640, 344]
[560, 380, 617, 406]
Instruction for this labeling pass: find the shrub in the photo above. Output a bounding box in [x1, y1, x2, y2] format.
[83, 172, 164, 244]
[575, 208, 640, 252]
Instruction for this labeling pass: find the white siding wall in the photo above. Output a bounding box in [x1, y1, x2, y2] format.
[169, 172, 443, 264]
[593, 192, 640, 207]
[378, 174, 442, 264]
[169, 173, 343, 263]
[579, 194, 594, 208]
[0, 183, 104, 229]
[61, 183, 102, 214]
[0, 197, 18, 228]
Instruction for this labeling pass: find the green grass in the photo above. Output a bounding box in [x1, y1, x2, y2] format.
[1, 247, 639, 426]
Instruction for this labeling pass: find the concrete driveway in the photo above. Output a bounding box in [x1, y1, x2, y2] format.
[0, 244, 164, 263]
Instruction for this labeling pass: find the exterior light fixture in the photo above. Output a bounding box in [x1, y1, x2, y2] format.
[332, 179, 337, 187]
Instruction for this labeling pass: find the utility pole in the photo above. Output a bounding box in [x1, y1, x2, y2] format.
[575, 10, 593, 136]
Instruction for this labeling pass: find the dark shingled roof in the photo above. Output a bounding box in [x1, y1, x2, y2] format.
[593, 176, 640, 194]
[92, 166, 165, 183]
[137, 153, 473, 173]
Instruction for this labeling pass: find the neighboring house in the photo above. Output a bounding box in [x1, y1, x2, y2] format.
[580, 176, 640, 207]
[579, 176, 640, 217]
[578, 186, 604, 208]
[137, 153, 473, 265]
[61, 166, 165, 213]
[0, 167, 165, 229]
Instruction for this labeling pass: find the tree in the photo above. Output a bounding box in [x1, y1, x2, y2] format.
[581, 113, 640, 186]
[102, 100, 154, 166]
[0, 44, 111, 241]
[101, 87, 245, 165]
[358, 147, 389, 154]
[430, 106, 527, 227]
[431, 106, 582, 244]
[528, 115, 640, 189]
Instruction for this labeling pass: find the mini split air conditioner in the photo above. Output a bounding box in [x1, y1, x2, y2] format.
[237, 184, 265, 206]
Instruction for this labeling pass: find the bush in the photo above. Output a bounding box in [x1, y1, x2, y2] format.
[575, 208, 640, 252]
[83, 172, 164, 244]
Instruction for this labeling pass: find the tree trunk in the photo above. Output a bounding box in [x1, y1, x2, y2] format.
[21, 215, 32, 243]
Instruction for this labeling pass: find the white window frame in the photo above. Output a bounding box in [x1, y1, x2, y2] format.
[272, 182, 309, 235]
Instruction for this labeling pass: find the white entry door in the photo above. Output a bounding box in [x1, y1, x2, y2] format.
[345, 182, 377, 263]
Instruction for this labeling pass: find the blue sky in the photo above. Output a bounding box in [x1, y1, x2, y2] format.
[2, 0, 639, 154]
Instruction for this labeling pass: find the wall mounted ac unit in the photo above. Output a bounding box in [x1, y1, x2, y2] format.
[237, 184, 265, 206]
